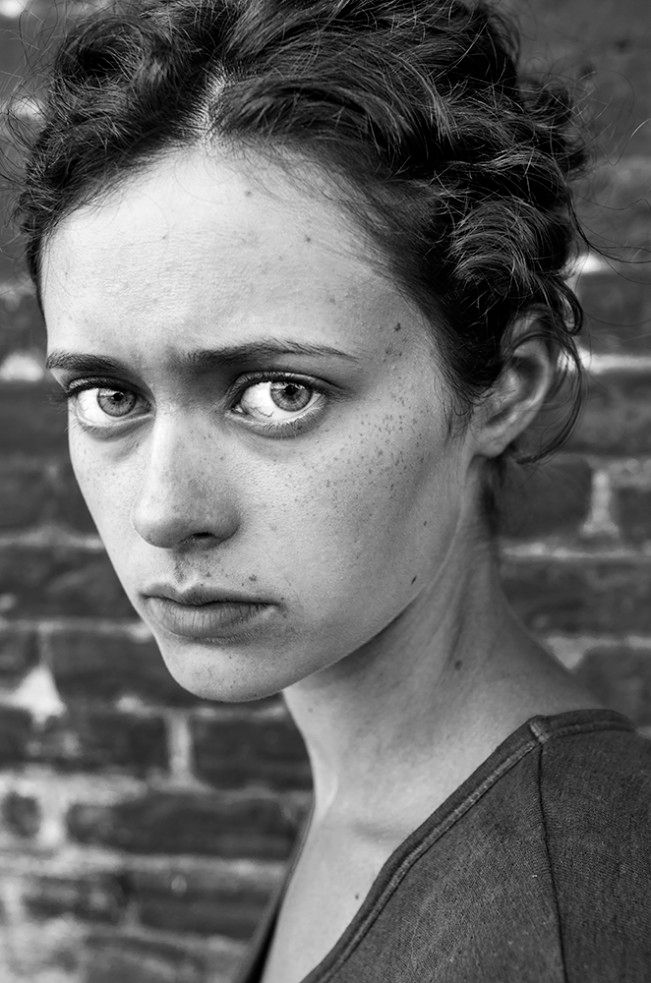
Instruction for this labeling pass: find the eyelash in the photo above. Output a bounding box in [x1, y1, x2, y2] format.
[49, 371, 330, 437]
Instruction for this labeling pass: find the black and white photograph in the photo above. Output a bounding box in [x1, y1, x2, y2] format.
[0, 2, 649, 981]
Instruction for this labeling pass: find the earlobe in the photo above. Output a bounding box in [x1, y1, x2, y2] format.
[474, 325, 555, 460]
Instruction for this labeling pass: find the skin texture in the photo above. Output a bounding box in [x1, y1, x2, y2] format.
[41, 147, 481, 703]
[42, 146, 600, 983]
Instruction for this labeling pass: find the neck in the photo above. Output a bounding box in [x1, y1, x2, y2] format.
[282, 538, 592, 828]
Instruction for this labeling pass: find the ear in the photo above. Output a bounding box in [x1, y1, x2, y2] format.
[472, 316, 555, 460]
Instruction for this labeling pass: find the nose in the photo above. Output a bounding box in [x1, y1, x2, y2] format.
[131, 415, 240, 549]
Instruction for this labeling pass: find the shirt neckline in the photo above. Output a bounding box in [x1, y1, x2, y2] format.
[238, 707, 634, 983]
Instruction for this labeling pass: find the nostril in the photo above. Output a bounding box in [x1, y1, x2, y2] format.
[178, 531, 221, 547]
[131, 453, 240, 547]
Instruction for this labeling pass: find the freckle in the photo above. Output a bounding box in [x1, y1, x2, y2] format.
[248, 574, 258, 583]
[423, 520, 428, 527]
[394, 322, 402, 332]
[305, 234, 312, 243]
[354, 892, 360, 900]
[244, 189, 252, 197]
[454, 660, 463, 670]
[411, 575, 417, 584]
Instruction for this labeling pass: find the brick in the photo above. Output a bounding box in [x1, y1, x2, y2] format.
[0, 124, 27, 190]
[0, 0, 648, 972]
[0, 236, 25, 283]
[0, 704, 32, 763]
[67, 790, 303, 859]
[0, 623, 39, 684]
[501, 558, 651, 633]
[0, 457, 54, 529]
[0, 2, 69, 88]
[517, 0, 647, 48]
[23, 870, 126, 924]
[567, 370, 651, 454]
[0, 772, 147, 855]
[33, 707, 167, 774]
[579, 270, 651, 356]
[497, 458, 593, 539]
[0, 544, 133, 618]
[52, 460, 97, 533]
[0, 289, 45, 364]
[581, 46, 651, 157]
[132, 866, 274, 939]
[0, 456, 96, 532]
[575, 646, 651, 726]
[48, 629, 207, 708]
[1, 790, 41, 838]
[575, 158, 650, 254]
[81, 932, 211, 983]
[614, 487, 651, 544]
[0, 382, 68, 456]
[136, 891, 264, 942]
[0, 883, 86, 982]
[0, 13, 39, 82]
[517, 14, 651, 158]
[0, 195, 29, 290]
[553, 43, 651, 159]
[191, 715, 310, 792]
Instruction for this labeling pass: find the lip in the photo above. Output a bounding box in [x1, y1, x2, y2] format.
[143, 583, 269, 606]
[144, 595, 273, 640]
[141, 584, 275, 640]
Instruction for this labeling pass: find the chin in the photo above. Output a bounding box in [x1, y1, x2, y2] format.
[153, 633, 302, 704]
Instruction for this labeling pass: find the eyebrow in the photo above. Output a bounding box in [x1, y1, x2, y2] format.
[45, 340, 360, 373]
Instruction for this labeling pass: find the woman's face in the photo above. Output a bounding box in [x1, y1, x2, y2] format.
[42, 147, 478, 701]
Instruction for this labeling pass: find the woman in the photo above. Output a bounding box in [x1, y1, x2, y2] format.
[16, 1, 649, 981]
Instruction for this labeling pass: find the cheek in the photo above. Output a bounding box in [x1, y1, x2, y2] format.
[68, 428, 135, 545]
[66, 389, 463, 613]
[255, 403, 462, 600]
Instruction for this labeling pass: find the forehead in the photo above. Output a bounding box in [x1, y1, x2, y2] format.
[41, 146, 420, 355]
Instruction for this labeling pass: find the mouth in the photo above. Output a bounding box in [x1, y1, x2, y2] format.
[142, 585, 275, 640]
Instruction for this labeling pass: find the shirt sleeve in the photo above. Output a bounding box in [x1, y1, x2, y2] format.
[537, 727, 651, 983]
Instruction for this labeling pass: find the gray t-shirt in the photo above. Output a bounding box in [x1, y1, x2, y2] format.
[235, 708, 650, 983]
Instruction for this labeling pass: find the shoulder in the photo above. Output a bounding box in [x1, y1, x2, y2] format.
[534, 720, 650, 982]
[536, 720, 650, 834]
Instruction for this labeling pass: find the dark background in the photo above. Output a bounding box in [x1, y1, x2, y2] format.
[0, 1, 649, 981]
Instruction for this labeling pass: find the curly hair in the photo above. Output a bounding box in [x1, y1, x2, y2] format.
[15, 0, 589, 477]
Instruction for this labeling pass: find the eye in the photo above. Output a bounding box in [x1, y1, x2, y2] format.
[69, 386, 145, 428]
[233, 377, 324, 431]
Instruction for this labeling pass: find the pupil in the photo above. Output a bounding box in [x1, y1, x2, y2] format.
[270, 381, 311, 411]
[98, 389, 134, 416]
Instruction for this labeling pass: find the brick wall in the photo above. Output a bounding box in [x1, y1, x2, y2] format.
[0, 1, 649, 981]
